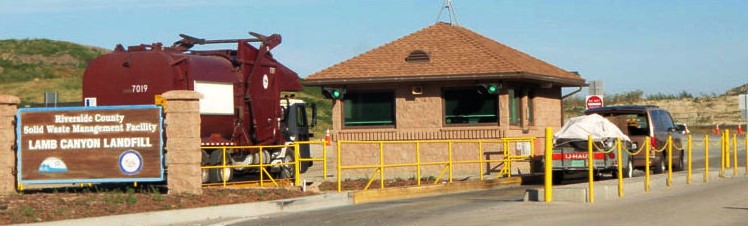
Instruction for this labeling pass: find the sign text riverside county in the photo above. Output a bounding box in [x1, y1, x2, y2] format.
[16, 105, 164, 184]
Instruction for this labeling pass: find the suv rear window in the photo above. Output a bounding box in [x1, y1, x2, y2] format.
[592, 112, 649, 136]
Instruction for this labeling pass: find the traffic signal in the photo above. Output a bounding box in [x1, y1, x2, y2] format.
[322, 87, 346, 99]
[477, 83, 500, 95]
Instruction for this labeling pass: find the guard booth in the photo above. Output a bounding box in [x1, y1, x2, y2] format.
[304, 22, 586, 179]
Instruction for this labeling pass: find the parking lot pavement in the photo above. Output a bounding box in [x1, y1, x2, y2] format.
[526, 166, 746, 203]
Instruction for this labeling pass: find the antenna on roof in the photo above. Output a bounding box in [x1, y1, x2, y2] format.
[436, 0, 458, 25]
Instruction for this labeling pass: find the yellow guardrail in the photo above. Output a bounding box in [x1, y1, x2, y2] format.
[295, 141, 329, 185]
[335, 138, 535, 192]
[200, 140, 327, 188]
[544, 126, 748, 204]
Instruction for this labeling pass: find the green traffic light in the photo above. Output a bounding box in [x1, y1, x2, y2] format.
[487, 85, 497, 94]
[331, 90, 341, 98]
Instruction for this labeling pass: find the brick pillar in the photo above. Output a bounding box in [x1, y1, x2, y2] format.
[162, 91, 202, 195]
[0, 95, 20, 194]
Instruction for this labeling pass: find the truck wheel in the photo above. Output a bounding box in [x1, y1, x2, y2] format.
[201, 150, 210, 183]
[653, 154, 666, 174]
[593, 171, 603, 181]
[552, 171, 564, 185]
[208, 150, 233, 183]
[278, 150, 295, 179]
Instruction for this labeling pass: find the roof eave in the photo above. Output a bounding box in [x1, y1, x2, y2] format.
[302, 72, 586, 87]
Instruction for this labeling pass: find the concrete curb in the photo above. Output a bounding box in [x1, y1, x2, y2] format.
[525, 167, 747, 203]
[20, 192, 352, 226]
[352, 177, 522, 204]
[19, 177, 523, 226]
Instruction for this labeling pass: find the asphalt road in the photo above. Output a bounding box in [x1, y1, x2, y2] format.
[226, 133, 747, 226]
[229, 185, 533, 226]
[229, 176, 748, 226]
[689, 134, 745, 171]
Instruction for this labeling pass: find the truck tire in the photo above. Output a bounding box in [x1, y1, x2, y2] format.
[277, 150, 295, 179]
[653, 154, 666, 174]
[208, 150, 233, 183]
[593, 171, 603, 181]
[201, 150, 210, 183]
[552, 171, 564, 185]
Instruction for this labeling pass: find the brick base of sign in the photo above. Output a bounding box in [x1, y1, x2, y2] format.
[0, 95, 20, 194]
[163, 91, 203, 195]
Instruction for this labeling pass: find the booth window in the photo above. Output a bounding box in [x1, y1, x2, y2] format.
[443, 88, 498, 125]
[343, 91, 395, 127]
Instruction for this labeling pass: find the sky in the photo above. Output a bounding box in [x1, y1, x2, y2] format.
[1, 0, 746, 96]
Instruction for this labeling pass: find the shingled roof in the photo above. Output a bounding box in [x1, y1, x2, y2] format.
[304, 22, 585, 86]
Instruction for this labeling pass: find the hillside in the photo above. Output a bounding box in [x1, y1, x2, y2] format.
[0, 39, 108, 104]
[564, 88, 747, 131]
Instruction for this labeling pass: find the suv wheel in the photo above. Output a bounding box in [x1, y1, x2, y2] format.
[674, 150, 685, 171]
[653, 154, 666, 174]
[623, 158, 634, 178]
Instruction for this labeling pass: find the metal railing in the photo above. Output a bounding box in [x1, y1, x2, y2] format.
[200, 140, 327, 188]
[544, 127, 748, 204]
[335, 138, 536, 192]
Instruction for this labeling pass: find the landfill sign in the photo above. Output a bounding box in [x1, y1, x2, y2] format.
[16, 105, 164, 185]
[586, 95, 604, 110]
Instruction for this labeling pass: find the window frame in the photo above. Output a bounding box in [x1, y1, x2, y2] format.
[341, 89, 396, 128]
[527, 89, 535, 126]
[441, 86, 499, 126]
[508, 88, 523, 126]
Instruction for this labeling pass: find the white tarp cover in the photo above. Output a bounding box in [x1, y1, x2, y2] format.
[555, 114, 631, 142]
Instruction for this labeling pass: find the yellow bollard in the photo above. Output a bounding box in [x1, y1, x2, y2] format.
[588, 135, 594, 204]
[733, 134, 738, 177]
[645, 136, 650, 192]
[616, 138, 623, 198]
[726, 130, 731, 168]
[667, 135, 672, 188]
[704, 135, 709, 182]
[687, 134, 692, 184]
[544, 127, 553, 203]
